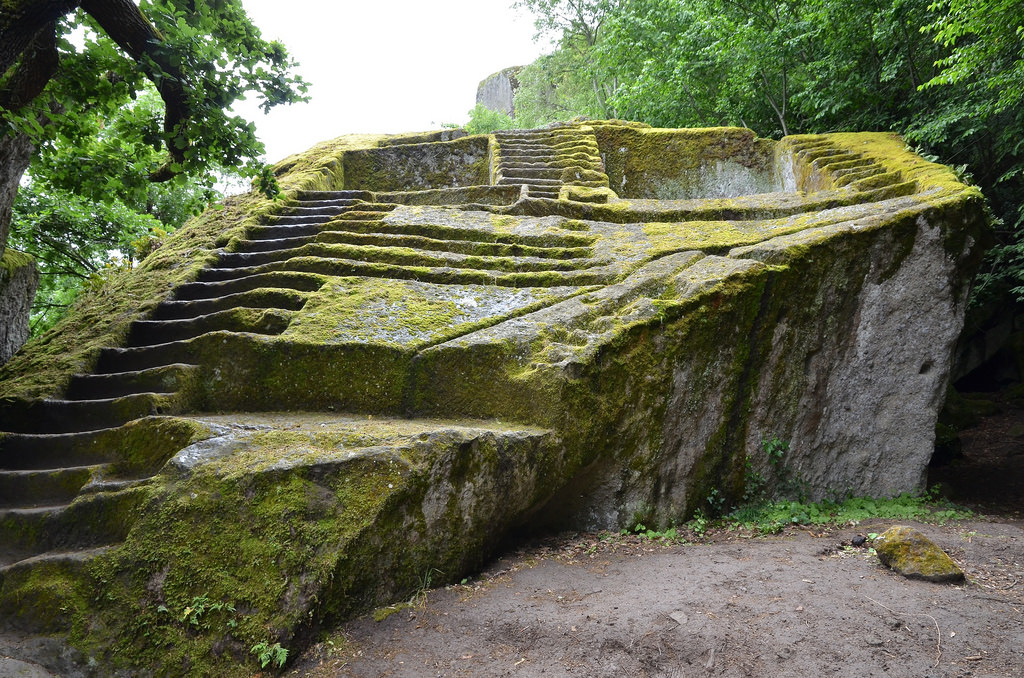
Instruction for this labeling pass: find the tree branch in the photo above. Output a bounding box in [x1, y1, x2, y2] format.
[79, 0, 192, 181]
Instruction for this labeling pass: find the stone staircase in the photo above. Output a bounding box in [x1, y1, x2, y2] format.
[493, 126, 609, 200]
[0, 190, 607, 582]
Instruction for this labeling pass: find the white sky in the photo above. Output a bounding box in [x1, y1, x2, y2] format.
[234, 0, 548, 164]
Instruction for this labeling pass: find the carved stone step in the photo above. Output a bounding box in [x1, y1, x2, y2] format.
[65, 363, 200, 400]
[0, 429, 121, 471]
[0, 393, 175, 434]
[315, 230, 592, 259]
[245, 223, 322, 239]
[0, 488, 147, 567]
[0, 465, 100, 508]
[127, 310, 291, 346]
[171, 271, 325, 301]
[152, 289, 308, 320]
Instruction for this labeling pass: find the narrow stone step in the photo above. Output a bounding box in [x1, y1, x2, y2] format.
[265, 214, 334, 226]
[228, 235, 318, 253]
[245, 223, 322, 239]
[171, 271, 325, 301]
[0, 393, 172, 434]
[0, 465, 99, 508]
[65, 363, 199, 400]
[297, 190, 374, 201]
[318, 218, 596, 248]
[127, 310, 291, 346]
[151, 289, 308, 320]
[0, 488, 147, 566]
[499, 168, 563, 181]
[0, 429, 120, 471]
[95, 342, 194, 374]
[0, 544, 113, 577]
[276, 257, 613, 288]
[497, 177, 562, 187]
[277, 205, 358, 217]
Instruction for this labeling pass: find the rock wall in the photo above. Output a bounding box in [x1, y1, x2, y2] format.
[0, 249, 38, 364]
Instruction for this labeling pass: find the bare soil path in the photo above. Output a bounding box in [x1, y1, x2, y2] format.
[289, 395, 1024, 678]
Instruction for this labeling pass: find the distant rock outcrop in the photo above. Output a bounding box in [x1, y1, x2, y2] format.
[0, 122, 987, 675]
[476, 66, 522, 117]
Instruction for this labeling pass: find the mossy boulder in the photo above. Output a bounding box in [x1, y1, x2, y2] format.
[875, 525, 965, 583]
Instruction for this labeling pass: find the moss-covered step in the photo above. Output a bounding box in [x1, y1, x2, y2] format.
[0, 415, 558, 675]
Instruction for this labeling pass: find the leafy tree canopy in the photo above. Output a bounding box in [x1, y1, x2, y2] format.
[514, 0, 1024, 305]
[0, 0, 309, 251]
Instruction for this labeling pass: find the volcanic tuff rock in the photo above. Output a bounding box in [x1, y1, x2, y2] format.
[0, 249, 38, 364]
[0, 122, 987, 675]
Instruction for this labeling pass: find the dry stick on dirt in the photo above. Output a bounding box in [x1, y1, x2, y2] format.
[866, 596, 942, 667]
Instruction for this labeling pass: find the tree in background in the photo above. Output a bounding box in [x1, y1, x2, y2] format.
[513, 0, 625, 126]
[1, 0, 308, 334]
[514, 0, 1023, 304]
[10, 90, 214, 334]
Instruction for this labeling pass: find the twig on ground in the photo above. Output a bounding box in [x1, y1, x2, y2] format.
[866, 596, 942, 668]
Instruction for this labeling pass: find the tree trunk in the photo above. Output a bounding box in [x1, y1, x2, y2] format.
[0, 130, 36, 260]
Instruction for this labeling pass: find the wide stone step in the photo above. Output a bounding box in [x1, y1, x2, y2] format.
[314, 230, 592, 259]
[526, 188, 561, 199]
[151, 289, 308, 320]
[127, 310, 291, 346]
[0, 488, 147, 567]
[0, 465, 100, 508]
[318, 219, 595, 248]
[0, 393, 173, 434]
[65, 363, 199, 400]
[0, 429, 120, 470]
[498, 152, 559, 163]
[172, 271, 325, 301]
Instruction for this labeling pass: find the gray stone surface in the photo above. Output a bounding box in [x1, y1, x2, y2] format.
[476, 67, 521, 117]
[0, 249, 38, 365]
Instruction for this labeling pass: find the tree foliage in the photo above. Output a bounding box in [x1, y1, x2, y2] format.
[514, 0, 1024, 304]
[0, 0, 308, 336]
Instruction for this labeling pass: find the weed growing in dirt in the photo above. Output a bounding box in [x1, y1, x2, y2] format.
[621, 523, 689, 543]
[723, 488, 973, 534]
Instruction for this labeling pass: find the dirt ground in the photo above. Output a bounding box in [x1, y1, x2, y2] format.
[288, 394, 1024, 678]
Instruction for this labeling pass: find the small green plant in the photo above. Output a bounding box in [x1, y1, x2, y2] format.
[622, 522, 684, 542]
[158, 594, 237, 632]
[706, 487, 725, 515]
[251, 641, 288, 669]
[688, 510, 710, 537]
[762, 435, 789, 466]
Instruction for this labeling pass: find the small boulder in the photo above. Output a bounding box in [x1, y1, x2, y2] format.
[874, 525, 965, 583]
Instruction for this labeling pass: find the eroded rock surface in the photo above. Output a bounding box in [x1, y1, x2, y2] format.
[0, 122, 987, 675]
[0, 249, 38, 364]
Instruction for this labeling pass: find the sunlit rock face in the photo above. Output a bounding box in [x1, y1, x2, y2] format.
[0, 122, 987, 675]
